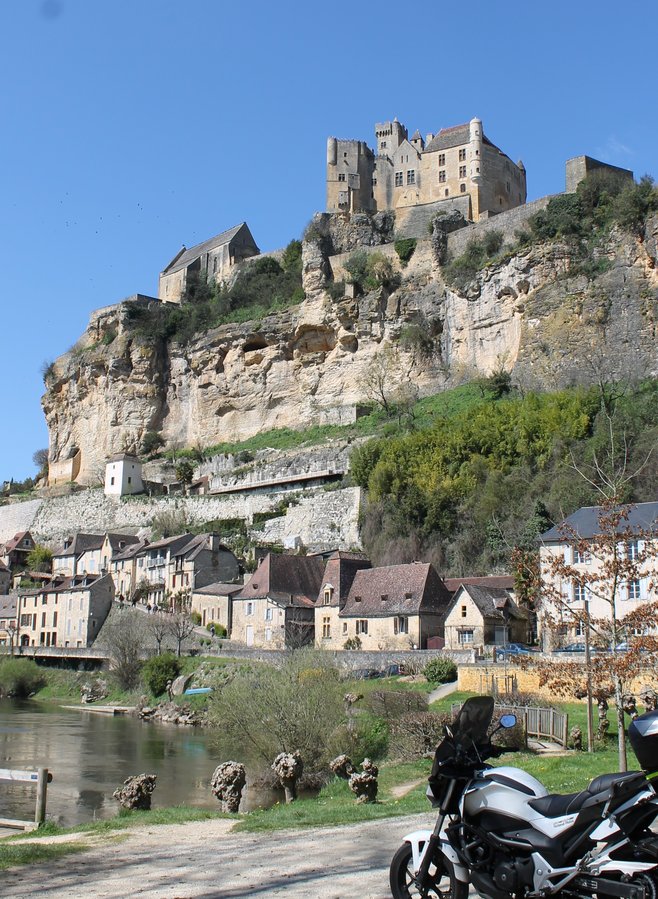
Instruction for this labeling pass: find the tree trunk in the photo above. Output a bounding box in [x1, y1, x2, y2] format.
[614, 673, 627, 772]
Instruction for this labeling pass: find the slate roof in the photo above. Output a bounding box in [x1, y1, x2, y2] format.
[193, 583, 242, 597]
[539, 502, 658, 543]
[54, 533, 105, 557]
[0, 594, 17, 618]
[443, 576, 515, 594]
[107, 453, 141, 463]
[106, 533, 141, 555]
[455, 584, 527, 621]
[112, 539, 149, 562]
[162, 223, 257, 275]
[146, 533, 195, 553]
[424, 123, 496, 154]
[238, 553, 325, 604]
[18, 573, 106, 596]
[340, 563, 451, 618]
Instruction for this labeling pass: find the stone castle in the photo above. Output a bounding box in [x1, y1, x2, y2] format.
[326, 116, 527, 222]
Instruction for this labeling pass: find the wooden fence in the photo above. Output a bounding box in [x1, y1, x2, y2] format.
[451, 703, 569, 748]
[0, 767, 52, 831]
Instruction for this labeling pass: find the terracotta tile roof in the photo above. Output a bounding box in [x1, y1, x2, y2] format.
[238, 553, 325, 605]
[341, 563, 451, 618]
[443, 576, 515, 594]
[4, 532, 32, 552]
[317, 555, 372, 607]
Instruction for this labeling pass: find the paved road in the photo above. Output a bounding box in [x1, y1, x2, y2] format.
[4, 813, 449, 899]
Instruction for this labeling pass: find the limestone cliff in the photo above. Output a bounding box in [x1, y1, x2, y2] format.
[43, 212, 658, 484]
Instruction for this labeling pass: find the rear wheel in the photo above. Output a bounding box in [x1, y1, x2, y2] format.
[389, 842, 468, 899]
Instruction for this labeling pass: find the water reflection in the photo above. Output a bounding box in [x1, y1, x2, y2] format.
[0, 700, 282, 827]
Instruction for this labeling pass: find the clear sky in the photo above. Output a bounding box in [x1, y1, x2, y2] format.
[1, 0, 656, 482]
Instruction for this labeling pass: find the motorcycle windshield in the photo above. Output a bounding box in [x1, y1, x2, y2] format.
[432, 695, 495, 768]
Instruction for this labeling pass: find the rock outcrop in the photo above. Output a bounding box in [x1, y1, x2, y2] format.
[42, 213, 658, 485]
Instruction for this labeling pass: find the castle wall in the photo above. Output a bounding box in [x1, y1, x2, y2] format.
[565, 155, 634, 193]
[445, 195, 554, 258]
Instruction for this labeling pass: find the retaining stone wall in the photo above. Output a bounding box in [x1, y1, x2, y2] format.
[0, 499, 44, 543]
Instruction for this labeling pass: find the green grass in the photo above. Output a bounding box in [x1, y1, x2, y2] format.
[167, 383, 489, 461]
[0, 841, 87, 870]
[235, 761, 430, 833]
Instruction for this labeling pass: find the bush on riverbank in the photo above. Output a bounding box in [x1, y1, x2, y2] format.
[142, 653, 181, 697]
[0, 658, 47, 698]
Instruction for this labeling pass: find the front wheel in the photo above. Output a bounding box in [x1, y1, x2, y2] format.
[389, 842, 468, 899]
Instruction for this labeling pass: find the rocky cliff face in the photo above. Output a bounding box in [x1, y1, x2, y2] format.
[42, 213, 658, 484]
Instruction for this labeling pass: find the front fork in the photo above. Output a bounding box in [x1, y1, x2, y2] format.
[415, 781, 459, 892]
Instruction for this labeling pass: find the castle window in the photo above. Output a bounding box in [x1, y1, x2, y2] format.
[395, 172, 403, 187]
[338, 173, 346, 182]
[438, 153, 445, 166]
[372, 176, 377, 185]
[444, 189, 449, 197]
[459, 165, 467, 178]
[460, 183, 466, 193]
[406, 170, 415, 185]
[343, 151, 348, 157]
[381, 141, 387, 148]
[459, 148, 466, 161]
[438, 170, 446, 183]
[506, 181, 511, 192]
[322, 617, 331, 639]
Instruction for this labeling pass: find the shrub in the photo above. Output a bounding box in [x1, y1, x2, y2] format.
[443, 231, 504, 289]
[142, 653, 181, 697]
[141, 430, 164, 456]
[395, 238, 417, 267]
[0, 659, 47, 698]
[389, 711, 450, 759]
[423, 657, 458, 684]
[343, 636, 362, 650]
[101, 328, 117, 346]
[206, 622, 227, 637]
[190, 611, 202, 626]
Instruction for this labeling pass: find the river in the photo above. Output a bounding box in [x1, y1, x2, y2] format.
[0, 700, 276, 827]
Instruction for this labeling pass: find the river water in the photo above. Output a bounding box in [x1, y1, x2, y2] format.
[0, 701, 275, 827]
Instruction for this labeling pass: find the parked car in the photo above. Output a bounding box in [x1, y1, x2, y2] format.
[553, 642, 598, 654]
[352, 668, 382, 680]
[495, 643, 539, 658]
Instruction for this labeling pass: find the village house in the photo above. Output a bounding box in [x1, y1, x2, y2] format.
[0, 531, 36, 571]
[16, 573, 114, 648]
[333, 562, 452, 651]
[104, 454, 143, 497]
[52, 532, 141, 578]
[110, 538, 150, 600]
[191, 582, 243, 632]
[442, 584, 529, 652]
[314, 551, 372, 647]
[233, 553, 326, 648]
[538, 502, 658, 649]
[139, 533, 239, 609]
[0, 594, 17, 649]
[0, 562, 10, 595]
[158, 223, 260, 303]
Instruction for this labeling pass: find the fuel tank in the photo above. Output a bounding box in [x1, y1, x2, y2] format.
[462, 766, 548, 820]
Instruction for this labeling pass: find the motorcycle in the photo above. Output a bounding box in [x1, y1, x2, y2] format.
[390, 695, 658, 899]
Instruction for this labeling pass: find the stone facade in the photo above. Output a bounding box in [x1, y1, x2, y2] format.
[565, 156, 633, 194]
[158, 223, 260, 303]
[16, 573, 114, 648]
[104, 455, 143, 497]
[327, 117, 526, 222]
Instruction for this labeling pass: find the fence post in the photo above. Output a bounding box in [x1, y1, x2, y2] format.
[35, 768, 48, 826]
[563, 713, 569, 748]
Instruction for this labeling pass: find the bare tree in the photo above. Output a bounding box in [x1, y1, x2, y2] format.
[167, 611, 197, 657]
[97, 609, 147, 690]
[537, 502, 658, 770]
[146, 612, 170, 655]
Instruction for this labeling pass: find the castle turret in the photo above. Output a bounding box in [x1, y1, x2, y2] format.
[327, 137, 337, 167]
[374, 119, 408, 157]
[469, 117, 483, 183]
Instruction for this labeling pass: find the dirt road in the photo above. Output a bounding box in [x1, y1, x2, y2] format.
[4, 812, 441, 898]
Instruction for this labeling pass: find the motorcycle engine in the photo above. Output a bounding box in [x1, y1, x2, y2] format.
[451, 822, 535, 896]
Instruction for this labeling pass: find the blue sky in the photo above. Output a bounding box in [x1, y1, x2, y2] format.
[1, 0, 656, 482]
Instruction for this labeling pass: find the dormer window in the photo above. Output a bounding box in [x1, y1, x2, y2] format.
[323, 586, 333, 605]
[381, 594, 388, 601]
[355, 595, 362, 603]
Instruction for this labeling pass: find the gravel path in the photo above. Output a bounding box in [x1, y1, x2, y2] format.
[4, 813, 441, 898]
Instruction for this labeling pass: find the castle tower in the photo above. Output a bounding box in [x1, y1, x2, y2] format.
[326, 137, 376, 213]
[374, 118, 408, 157]
[469, 117, 483, 219]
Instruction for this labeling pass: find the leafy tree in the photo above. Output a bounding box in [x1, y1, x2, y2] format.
[26, 545, 53, 572]
[175, 459, 195, 492]
[394, 238, 417, 267]
[0, 658, 46, 697]
[281, 239, 303, 275]
[141, 430, 164, 456]
[142, 652, 181, 696]
[208, 650, 345, 771]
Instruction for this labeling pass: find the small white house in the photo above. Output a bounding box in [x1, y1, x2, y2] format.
[104, 454, 143, 497]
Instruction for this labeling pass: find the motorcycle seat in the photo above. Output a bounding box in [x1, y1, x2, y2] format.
[527, 771, 645, 819]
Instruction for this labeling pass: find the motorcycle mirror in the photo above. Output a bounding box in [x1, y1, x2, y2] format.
[499, 714, 517, 729]
[443, 724, 454, 739]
